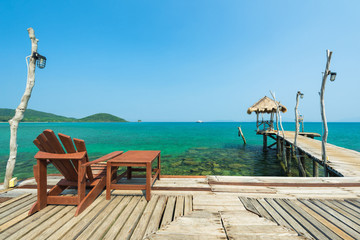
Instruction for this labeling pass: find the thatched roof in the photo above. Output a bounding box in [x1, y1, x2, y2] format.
[247, 96, 287, 114]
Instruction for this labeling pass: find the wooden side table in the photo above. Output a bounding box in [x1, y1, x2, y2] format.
[106, 150, 161, 201]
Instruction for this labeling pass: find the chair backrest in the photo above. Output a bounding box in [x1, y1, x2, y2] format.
[33, 129, 93, 181]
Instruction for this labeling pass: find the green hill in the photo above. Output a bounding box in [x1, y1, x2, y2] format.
[79, 113, 127, 122]
[0, 108, 127, 122]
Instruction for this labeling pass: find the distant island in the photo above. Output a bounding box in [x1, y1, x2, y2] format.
[0, 108, 128, 122]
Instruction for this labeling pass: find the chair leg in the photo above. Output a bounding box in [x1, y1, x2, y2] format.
[75, 177, 106, 216]
[28, 201, 39, 215]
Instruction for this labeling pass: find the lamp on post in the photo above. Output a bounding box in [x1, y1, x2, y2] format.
[32, 52, 47, 69]
[330, 72, 337, 81]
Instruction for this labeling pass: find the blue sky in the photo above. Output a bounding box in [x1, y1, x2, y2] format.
[1, 1, 359, 122]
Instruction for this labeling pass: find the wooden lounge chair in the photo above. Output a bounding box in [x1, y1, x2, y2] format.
[29, 129, 123, 216]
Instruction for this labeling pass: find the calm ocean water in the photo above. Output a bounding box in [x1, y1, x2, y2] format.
[0, 122, 359, 180]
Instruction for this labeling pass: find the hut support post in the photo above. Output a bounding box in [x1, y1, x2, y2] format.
[256, 112, 259, 132]
[320, 50, 333, 177]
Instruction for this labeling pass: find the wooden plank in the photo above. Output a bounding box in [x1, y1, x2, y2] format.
[335, 200, 360, 216]
[292, 199, 354, 240]
[76, 196, 124, 240]
[6, 206, 64, 240]
[323, 200, 360, 224]
[0, 194, 35, 214]
[300, 199, 360, 239]
[89, 196, 132, 240]
[311, 199, 360, 235]
[35, 207, 77, 239]
[257, 198, 292, 229]
[47, 195, 106, 240]
[60, 196, 110, 240]
[58, 133, 79, 172]
[173, 195, 184, 219]
[160, 196, 175, 228]
[248, 198, 275, 222]
[0, 197, 37, 226]
[22, 206, 73, 240]
[184, 195, 192, 215]
[117, 197, 148, 239]
[0, 193, 31, 208]
[239, 197, 260, 215]
[0, 211, 28, 233]
[267, 198, 311, 239]
[346, 199, 360, 209]
[144, 195, 168, 237]
[130, 195, 159, 240]
[145, 234, 227, 240]
[283, 199, 344, 240]
[0, 205, 56, 238]
[103, 196, 141, 240]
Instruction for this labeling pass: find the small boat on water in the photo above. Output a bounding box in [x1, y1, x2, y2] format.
[196, 120, 203, 123]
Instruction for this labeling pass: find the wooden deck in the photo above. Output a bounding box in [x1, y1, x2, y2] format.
[1, 176, 360, 239]
[241, 197, 360, 240]
[281, 131, 360, 177]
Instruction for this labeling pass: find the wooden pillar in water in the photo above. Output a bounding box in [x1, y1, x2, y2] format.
[286, 142, 291, 174]
[300, 154, 306, 177]
[263, 134, 267, 152]
[313, 161, 319, 177]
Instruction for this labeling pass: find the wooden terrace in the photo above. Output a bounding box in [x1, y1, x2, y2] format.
[1, 175, 360, 239]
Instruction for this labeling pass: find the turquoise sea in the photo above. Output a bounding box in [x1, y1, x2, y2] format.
[1, 122, 359, 180]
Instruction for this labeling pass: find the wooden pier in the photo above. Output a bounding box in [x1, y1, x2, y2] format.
[1, 176, 360, 239]
[258, 130, 360, 177]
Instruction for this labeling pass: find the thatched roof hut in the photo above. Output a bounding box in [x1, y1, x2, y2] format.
[247, 96, 287, 114]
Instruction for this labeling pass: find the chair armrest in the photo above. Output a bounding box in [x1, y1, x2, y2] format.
[34, 151, 87, 160]
[82, 151, 123, 167]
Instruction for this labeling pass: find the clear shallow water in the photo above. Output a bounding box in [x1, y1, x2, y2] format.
[0, 122, 359, 180]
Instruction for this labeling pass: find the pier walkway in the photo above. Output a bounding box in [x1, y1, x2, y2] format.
[281, 131, 360, 177]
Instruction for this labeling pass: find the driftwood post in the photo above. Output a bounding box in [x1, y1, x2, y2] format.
[238, 126, 246, 144]
[294, 91, 306, 176]
[3, 28, 39, 189]
[320, 50, 333, 177]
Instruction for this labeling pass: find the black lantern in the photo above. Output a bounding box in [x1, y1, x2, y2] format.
[32, 52, 47, 69]
[330, 72, 337, 81]
[297, 91, 304, 99]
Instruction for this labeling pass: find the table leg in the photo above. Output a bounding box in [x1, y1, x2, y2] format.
[127, 167, 132, 179]
[157, 154, 161, 180]
[146, 162, 151, 201]
[106, 163, 111, 200]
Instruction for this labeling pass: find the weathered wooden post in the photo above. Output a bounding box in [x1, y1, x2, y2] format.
[294, 91, 306, 177]
[270, 91, 287, 171]
[238, 126, 246, 144]
[3, 28, 45, 189]
[320, 49, 336, 177]
[313, 160, 319, 177]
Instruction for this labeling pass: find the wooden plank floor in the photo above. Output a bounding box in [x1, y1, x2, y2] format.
[281, 131, 360, 177]
[2, 176, 360, 239]
[241, 197, 360, 240]
[0, 193, 192, 240]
